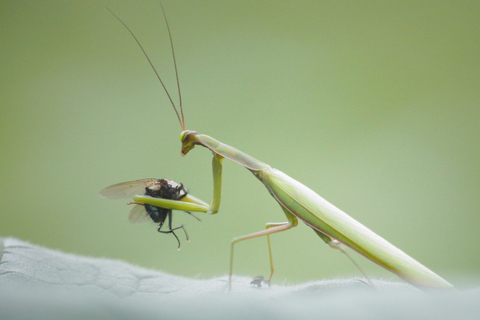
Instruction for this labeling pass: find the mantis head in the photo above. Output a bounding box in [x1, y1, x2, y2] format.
[180, 130, 199, 156]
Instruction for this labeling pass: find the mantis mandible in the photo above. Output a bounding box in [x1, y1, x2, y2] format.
[107, 4, 454, 291]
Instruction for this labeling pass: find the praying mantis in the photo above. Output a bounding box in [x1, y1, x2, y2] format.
[104, 4, 454, 291]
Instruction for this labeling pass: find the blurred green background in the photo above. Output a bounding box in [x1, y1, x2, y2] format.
[1, 0, 479, 287]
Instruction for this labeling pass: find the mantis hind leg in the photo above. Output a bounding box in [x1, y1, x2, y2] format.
[312, 229, 373, 287]
[229, 207, 298, 291]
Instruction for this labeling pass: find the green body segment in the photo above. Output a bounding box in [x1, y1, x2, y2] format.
[261, 168, 453, 289]
[180, 130, 453, 290]
[196, 134, 270, 171]
[134, 194, 210, 213]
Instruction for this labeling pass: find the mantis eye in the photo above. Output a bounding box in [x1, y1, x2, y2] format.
[180, 131, 187, 142]
[180, 130, 198, 143]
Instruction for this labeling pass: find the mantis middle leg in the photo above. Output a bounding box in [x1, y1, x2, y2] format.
[229, 207, 298, 291]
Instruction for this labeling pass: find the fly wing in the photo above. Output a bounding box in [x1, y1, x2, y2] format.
[128, 204, 151, 223]
[99, 179, 157, 199]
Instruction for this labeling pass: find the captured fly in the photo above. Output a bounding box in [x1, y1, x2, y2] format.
[100, 179, 200, 249]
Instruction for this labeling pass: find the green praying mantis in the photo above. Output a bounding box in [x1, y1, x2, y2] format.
[103, 4, 454, 291]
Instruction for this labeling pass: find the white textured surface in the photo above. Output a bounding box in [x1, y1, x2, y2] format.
[0, 237, 478, 320]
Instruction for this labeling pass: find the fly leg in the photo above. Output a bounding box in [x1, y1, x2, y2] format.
[157, 211, 189, 250]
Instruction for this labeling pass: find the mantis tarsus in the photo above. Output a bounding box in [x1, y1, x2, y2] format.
[105, 3, 454, 291]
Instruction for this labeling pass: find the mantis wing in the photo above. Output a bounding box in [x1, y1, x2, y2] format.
[264, 168, 453, 289]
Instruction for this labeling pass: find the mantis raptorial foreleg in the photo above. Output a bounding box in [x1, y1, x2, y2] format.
[133, 154, 224, 214]
[208, 154, 223, 214]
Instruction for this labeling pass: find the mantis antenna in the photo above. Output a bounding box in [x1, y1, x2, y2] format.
[106, 4, 185, 131]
